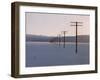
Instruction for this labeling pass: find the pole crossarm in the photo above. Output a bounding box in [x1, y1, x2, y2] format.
[61, 31, 67, 34]
[71, 22, 83, 23]
[71, 25, 83, 26]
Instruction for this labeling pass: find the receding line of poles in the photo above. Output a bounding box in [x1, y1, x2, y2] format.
[54, 21, 83, 53]
[61, 31, 67, 48]
[57, 31, 67, 48]
[70, 21, 83, 53]
[57, 34, 61, 46]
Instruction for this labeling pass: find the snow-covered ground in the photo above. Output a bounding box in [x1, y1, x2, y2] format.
[26, 42, 89, 67]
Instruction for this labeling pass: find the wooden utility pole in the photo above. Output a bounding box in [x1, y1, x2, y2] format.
[58, 34, 61, 46]
[71, 22, 83, 53]
[61, 31, 67, 48]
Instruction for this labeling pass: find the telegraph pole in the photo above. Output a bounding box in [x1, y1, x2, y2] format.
[61, 31, 67, 48]
[57, 34, 61, 46]
[58, 34, 61, 46]
[70, 22, 83, 53]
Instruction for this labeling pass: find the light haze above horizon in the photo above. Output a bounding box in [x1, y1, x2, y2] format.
[26, 12, 90, 36]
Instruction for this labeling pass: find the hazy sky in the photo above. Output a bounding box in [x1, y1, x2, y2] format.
[26, 12, 90, 36]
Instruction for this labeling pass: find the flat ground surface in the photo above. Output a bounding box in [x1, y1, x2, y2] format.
[26, 42, 89, 67]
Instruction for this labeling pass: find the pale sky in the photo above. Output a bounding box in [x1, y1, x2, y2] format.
[25, 12, 90, 36]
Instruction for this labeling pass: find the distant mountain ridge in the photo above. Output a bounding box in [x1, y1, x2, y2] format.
[26, 34, 89, 43]
[26, 34, 54, 42]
